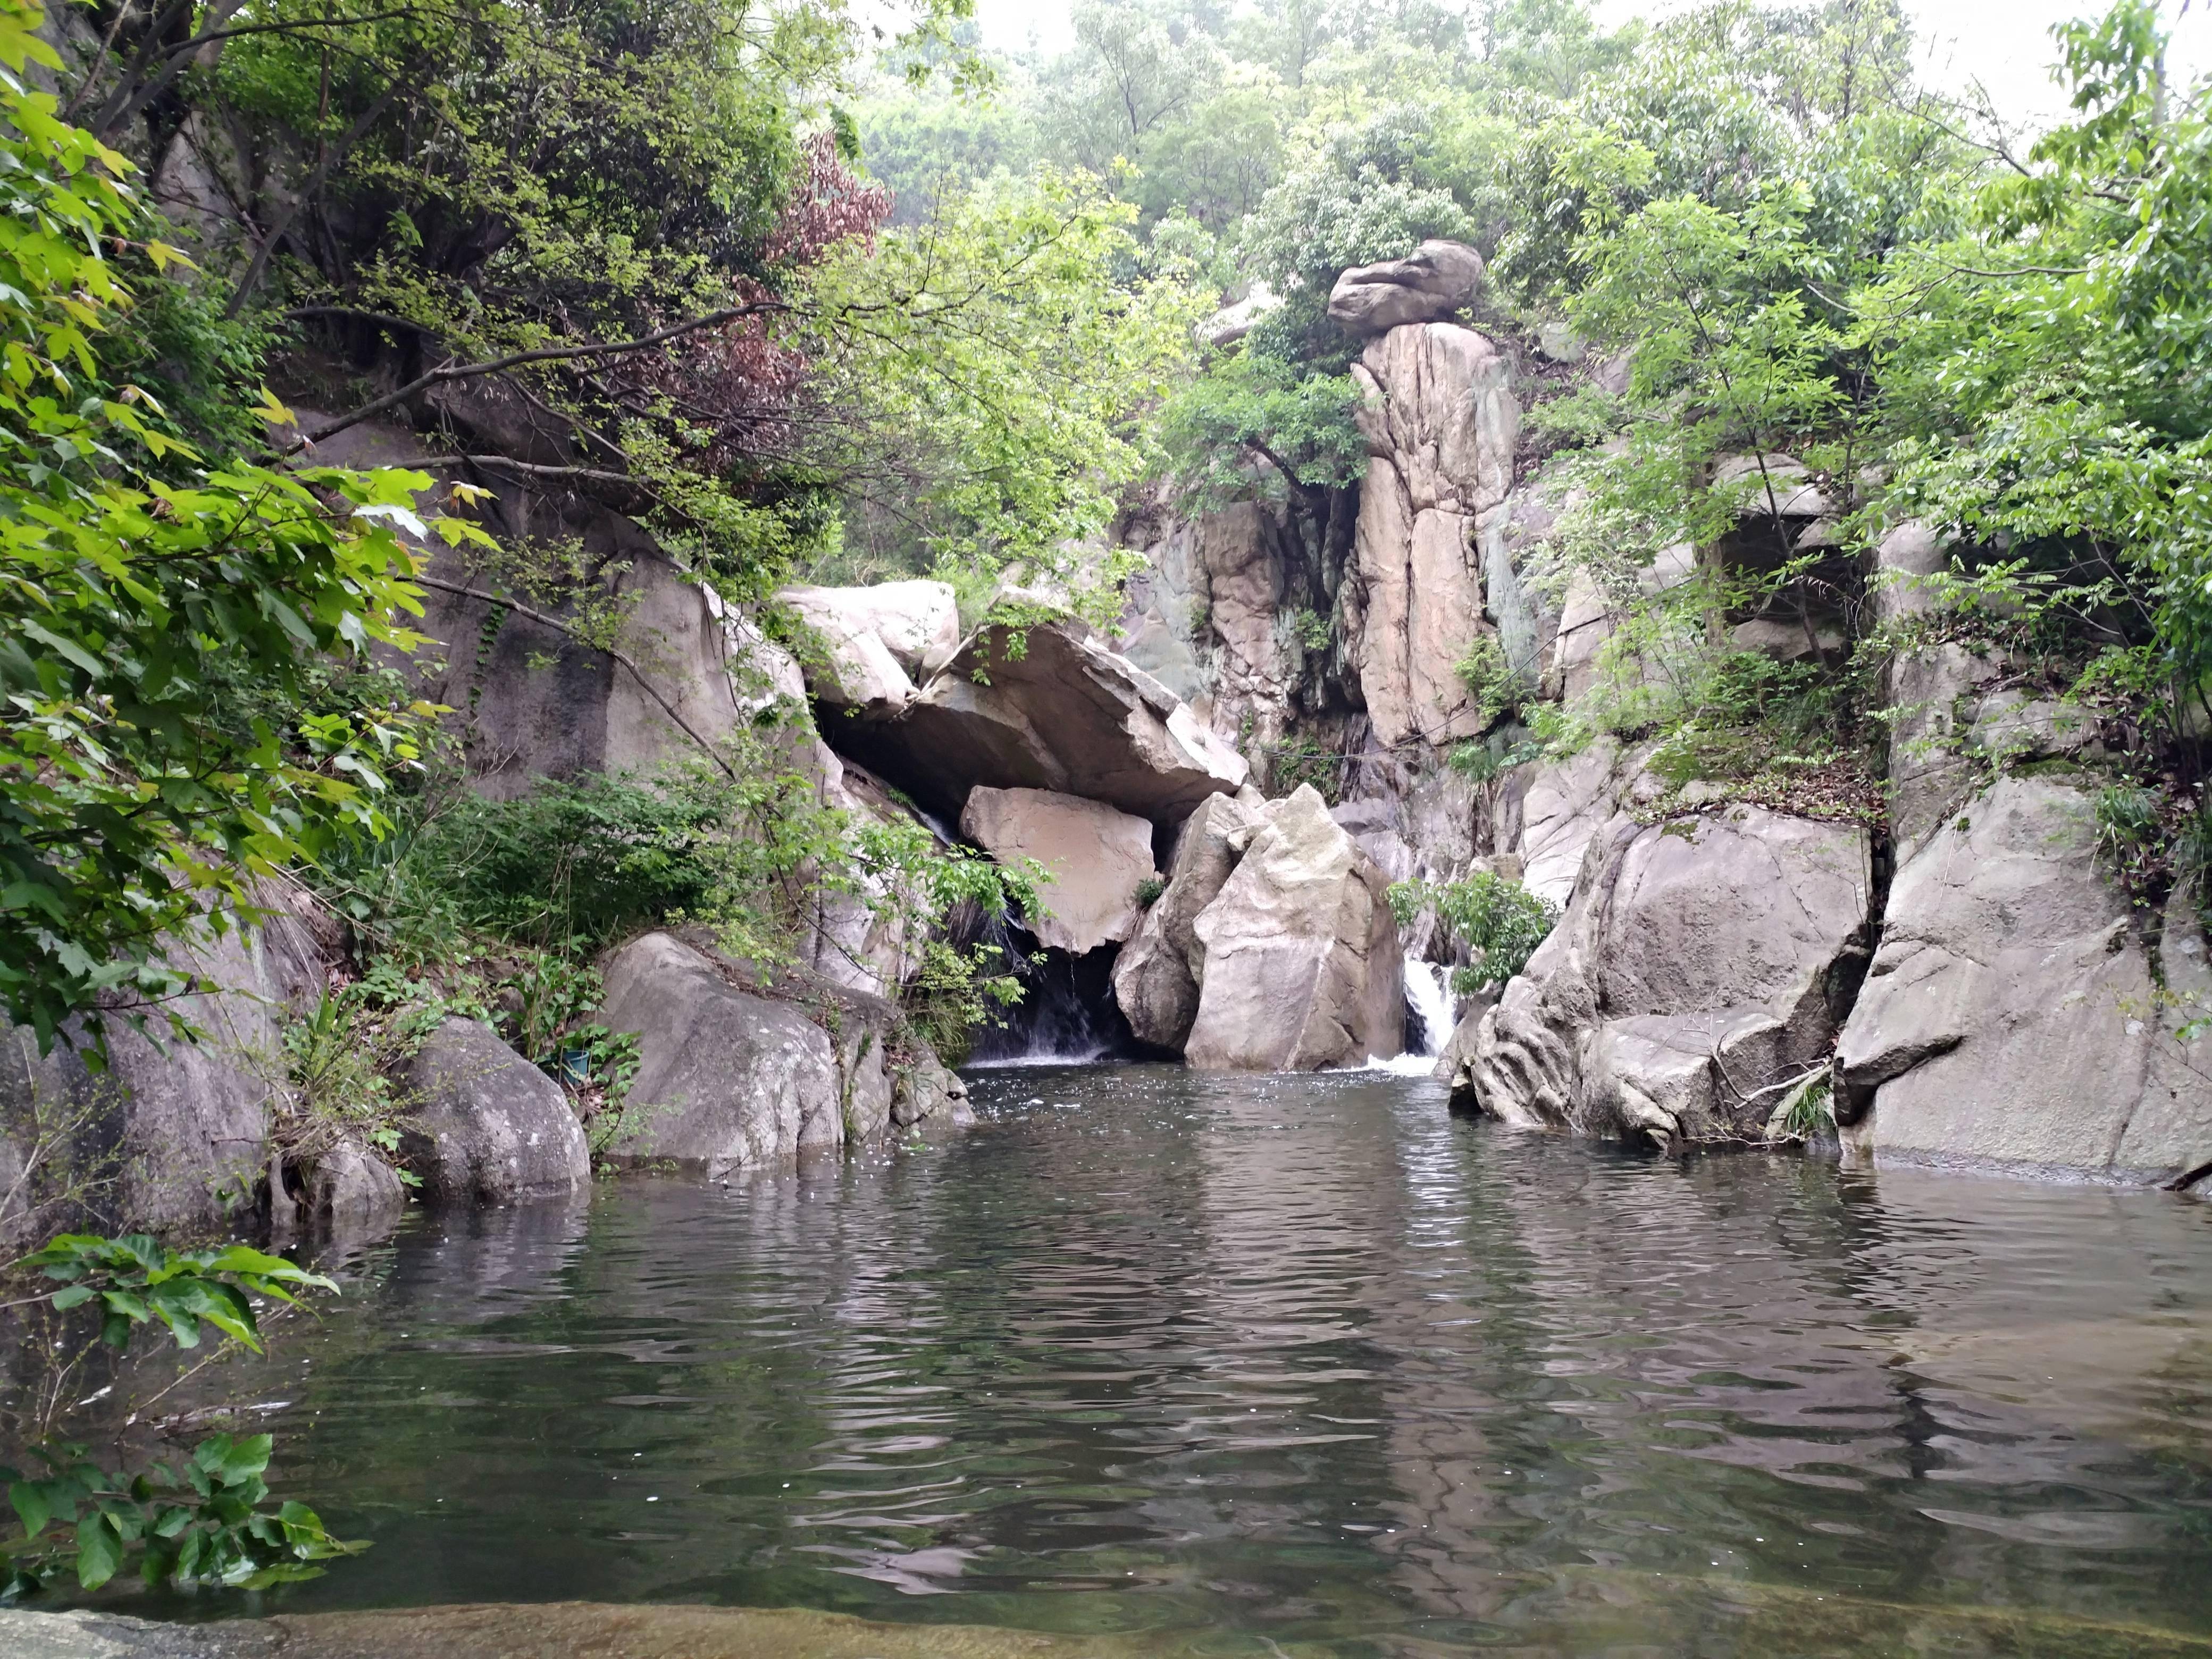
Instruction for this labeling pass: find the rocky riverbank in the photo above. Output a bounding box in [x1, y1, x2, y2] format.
[4, 236, 2206, 1255]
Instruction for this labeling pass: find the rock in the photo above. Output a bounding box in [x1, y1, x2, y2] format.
[597, 933, 965, 1176]
[1347, 322, 1519, 747]
[779, 580, 966, 710]
[597, 934, 845, 1174]
[1872, 521, 1950, 623]
[1327, 240, 1486, 337]
[411, 543, 744, 798]
[780, 580, 961, 677]
[1536, 320, 1585, 363]
[399, 1019, 591, 1204]
[1111, 792, 1264, 1048]
[1183, 786, 1404, 1070]
[1836, 777, 2211, 1184]
[959, 786, 1158, 955]
[1711, 453, 1836, 518]
[830, 613, 1249, 826]
[1434, 987, 1498, 1093]
[892, 1053, 971, 1129]
[1196, 280, 1281, 348]
[1459, 809, 1872, 1145]
[0, 920, 298, 1244]
[1515, 738, 1621, 909]
[1548, 543, 1697, 709]
[1732, 616, 1845, 663]
[789, 615, 915, 712]
[299, 1136, 407, 1234]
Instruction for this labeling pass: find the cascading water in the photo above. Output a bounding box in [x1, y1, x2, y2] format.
[1366, 953, 1456, 1076]
[960, 909, 1154, 1066]
[1404, 953, 1455, 1056]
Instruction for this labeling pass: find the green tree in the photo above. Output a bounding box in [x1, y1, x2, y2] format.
[0, 1, 477, 1050]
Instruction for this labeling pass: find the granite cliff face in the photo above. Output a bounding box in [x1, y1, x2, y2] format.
[1105, 240, 2208, 1191]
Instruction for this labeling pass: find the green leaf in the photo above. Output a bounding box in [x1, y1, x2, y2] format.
[9, 1480, 49, 1539]
[74, 1510, 120, 1589]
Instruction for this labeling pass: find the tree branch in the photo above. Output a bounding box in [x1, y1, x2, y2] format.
[283, 303, 789, 454]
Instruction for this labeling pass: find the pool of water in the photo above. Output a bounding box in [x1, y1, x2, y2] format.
[115, 1065, 2212, 1653]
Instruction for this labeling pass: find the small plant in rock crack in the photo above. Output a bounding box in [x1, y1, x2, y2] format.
[1134, 875, 1167, 908]
[0, 1234, 363, 1595]
[1763, 1073, 1835, 1144]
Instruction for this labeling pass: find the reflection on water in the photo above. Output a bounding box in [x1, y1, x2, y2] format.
[130, 1067, 2212, 1654]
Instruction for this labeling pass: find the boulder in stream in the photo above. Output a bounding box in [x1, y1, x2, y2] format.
[1183, 785, 1404, 1071]
[399, 1018, 593, 1204]
[1836, 776, 2212, 1184]
[959, 785, 1158, 956]
[1111, 791, 1266, 1049]
[1456, 808, 1873, 1146]
[597, 932, 966, 1178]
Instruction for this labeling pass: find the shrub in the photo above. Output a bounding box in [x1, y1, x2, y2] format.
[1389, 872, 1557, 991]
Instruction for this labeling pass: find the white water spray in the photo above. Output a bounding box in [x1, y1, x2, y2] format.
[1404, 954, 1455, 1057]
[1363, 954, 1456, 1076]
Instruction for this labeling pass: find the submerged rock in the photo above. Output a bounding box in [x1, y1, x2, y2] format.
[1183, 786, 1404, 1071]
[960, 785, 1157, 956]
[1111, 791, 1265, 1049]
[1837, 776, 2211, 1184]
[1327, 239, 1485, 337]
[597, 932, 965, 1177]
[400, 1018, 592, 1204]
[1457, 808, 1872, 1145]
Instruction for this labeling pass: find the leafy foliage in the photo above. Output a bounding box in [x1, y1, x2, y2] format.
[1, 1432, 362, 1595]
[1, 1229, 358, 1596]
[0, 5, 485, 1051]
[14, 1234, 332, 1354]
[1388, 872, 1556, 992]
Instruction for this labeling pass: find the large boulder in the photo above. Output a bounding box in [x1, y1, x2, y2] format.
[1456, 808, 1873, 1145]
[1111, 792, 1265, 1048]
[399, 1018, 592, 1205]
[1183, 786, 1404, 1071]
[411, 543, 744, 798]
[1836, 777, 2211, 1184]
[1327, 240, 1486, 337]
[1345, 322, 1520, 748]
[960, 786, 1157, 956]
[778, 580, 962, 713]
[1514, 738, 1623, 909]
[596, 933, 966, 1178]
[781, 580, 961, 677]
[831, 613, 1249, 826]
[0, 903, 336, 1245]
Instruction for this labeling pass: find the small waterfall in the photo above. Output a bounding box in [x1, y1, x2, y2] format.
[1364, 953, 1456, 1076]
[1404, 954, 1455, 1057]
[963, 933, 1153, 1067]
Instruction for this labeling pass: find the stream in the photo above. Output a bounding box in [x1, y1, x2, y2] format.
[95, 1065, 2212, 1655]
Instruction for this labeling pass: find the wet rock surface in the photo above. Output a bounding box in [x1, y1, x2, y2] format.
[399, 1018, 592, 1204]
[1458, 808, 1872, 1144]
[1183, 785, 1404, 1071]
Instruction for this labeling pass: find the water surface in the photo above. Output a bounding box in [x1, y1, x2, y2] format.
[133, 1066, 2212, 1653]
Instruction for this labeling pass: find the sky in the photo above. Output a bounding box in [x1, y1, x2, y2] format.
[963, 0, 2211, 128]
